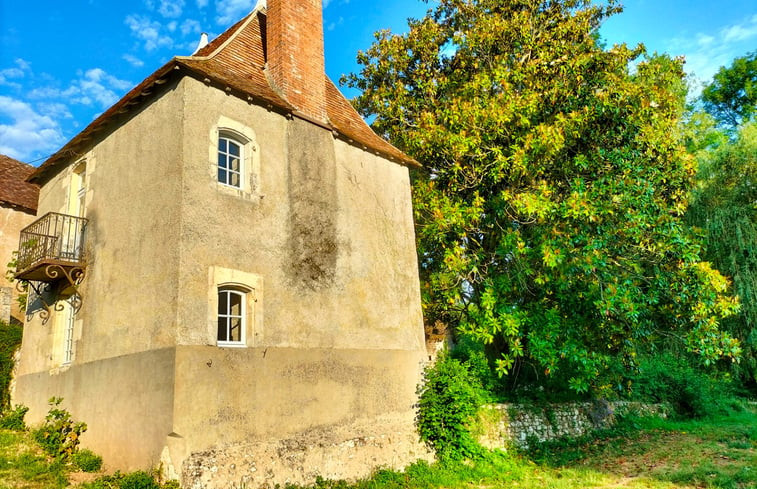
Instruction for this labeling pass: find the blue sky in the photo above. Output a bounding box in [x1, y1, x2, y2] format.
[0, 0, 755, 164]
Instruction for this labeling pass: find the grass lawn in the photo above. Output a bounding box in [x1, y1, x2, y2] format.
[0, 405, 754, 488]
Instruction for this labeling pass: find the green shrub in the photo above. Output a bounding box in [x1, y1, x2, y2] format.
[82, 471, 177, 489]
[0, 404, 28, 431]
[73, 448, 103, 472]
[631, 353, 735, 418]
[0, 320, 22, 410]
[416, 353, 484, 460]
[33, 397, 87, 459]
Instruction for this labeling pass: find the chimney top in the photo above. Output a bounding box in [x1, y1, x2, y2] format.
[267, 0, 327, 123]
[193, 32, 209, 54]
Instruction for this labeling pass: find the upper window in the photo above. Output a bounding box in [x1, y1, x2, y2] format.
[218, 135, 243, 188]
[217, 287, 246, 346]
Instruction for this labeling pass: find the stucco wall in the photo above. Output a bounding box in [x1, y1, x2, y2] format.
[176, 76, 425, 351]
[12, 348, 175, 470]
[13, 75, 428, 484]
[0, 204, 35, 324]
[171, 346, 431, 487]
[14, 80, 185, 377]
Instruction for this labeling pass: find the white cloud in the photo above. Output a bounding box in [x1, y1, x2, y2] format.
[14, 59, 31, 72]
[167, 21, 178, 32]
[181, 19, 202, 36]
[158, 0, 185, 18]
[1, 67, 24, 79]
[196, 0, 208, 7]
[0, 59, 32, 88]
[125, 14, 175, 51]
[122, 54, 145, 67]
[665, 14, 757, 97]
[327, 16, 343, 31]
[27, 69, 132, 109]
[0, 96, 67, 162]
[722, 15, 757, 42]
[215, 0, 254, 25]
[36, 102, 73, 120]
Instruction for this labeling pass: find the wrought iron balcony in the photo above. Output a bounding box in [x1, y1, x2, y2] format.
[14, 212, 88, 283]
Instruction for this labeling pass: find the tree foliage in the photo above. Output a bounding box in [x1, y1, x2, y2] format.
[687, 122, 757, 389]
[347, 0, 739, 394]
[701, 51, 757, 128]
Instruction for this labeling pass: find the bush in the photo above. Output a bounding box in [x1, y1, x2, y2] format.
[0, 320, 22, 410]
[83, 471, 165, 489]
[73, 448, 103, 472]
[416, 353, 484, 460]
[33, 397, 87, 459]
[631, 353, 735, 418]
[0, 404, 28, 431]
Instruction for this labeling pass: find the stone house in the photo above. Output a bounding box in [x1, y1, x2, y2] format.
[0, 154, 38, 325]
[11, 0, 429, 486]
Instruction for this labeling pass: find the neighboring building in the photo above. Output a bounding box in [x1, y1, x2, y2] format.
[0, 155, 38, 325]
[11, 0, 429, 487]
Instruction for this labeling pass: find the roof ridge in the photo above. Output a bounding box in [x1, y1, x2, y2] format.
[177, 9, 259, 62]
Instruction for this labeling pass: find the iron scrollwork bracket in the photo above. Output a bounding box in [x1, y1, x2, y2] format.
[19, 265, 86, 325]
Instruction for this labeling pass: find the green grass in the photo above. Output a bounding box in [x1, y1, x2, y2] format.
[0, 429, 68, 489]
[0, 405, 754, 489]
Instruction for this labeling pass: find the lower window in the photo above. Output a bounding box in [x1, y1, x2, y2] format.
[217, 287, 246, 346]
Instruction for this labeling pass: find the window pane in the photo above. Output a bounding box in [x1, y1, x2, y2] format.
[219, 138, 227, 152]
[218, 169, 227, 184]
[218, 153, 227, 169]
[229, 157, 239, 171]
[229, 292, 242, 316]
[217, 317, 228, 341]
[229, 317, 242, 342]
[229, 142, 240, 157]
[230, 172, 240, 187]
[218, 290, 228, 314]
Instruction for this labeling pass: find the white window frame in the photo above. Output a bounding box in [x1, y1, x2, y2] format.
[210, 117, 261, 199]
[62, 296, 76, 365]
[217, 134, 244, 189]
[217, 287, 247, 347]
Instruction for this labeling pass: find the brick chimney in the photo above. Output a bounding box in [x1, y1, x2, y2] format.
[267, 0, 328, 123]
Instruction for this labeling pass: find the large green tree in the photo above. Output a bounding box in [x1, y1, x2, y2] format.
[347, 0, 739, 394]
[687, 121, 757, 389]
[701, 51, 757, 128]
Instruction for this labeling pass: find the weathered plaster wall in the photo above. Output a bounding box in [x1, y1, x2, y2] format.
[13, 75, 428, 484]
[176, 76, 425, 351]
[171, 346, 431, 487]
[14, 79, 185, 378]
[168, 77, 427, 485]
[0, 204, 35, 324]
[12, 348, 175, 470]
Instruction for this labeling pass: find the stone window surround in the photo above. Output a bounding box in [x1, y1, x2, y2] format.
[209, 116, 261, 200]
[207, 266, 263, 348]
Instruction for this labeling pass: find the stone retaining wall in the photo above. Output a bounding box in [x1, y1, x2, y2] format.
[478, 401, 668, 449]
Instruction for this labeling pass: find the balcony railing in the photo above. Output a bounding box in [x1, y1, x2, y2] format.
[15, 212, 89, 282]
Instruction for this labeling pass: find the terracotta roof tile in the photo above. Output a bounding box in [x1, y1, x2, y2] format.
[30, 7, 417, 182]
[0, 155, 38, 213]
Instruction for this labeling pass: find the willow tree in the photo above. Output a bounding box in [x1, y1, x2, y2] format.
[688, 122, 757, 389]
[347, 0, 740, 394]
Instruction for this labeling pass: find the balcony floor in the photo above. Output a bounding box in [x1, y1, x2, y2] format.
[15, 258, 85, 282]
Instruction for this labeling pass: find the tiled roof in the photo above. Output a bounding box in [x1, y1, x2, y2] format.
[30, 8, 417, 183]
[0, 154, 38, 213]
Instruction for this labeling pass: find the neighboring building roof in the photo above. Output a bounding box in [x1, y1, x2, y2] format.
[30, 8, 417, 184]
[0, 154, 38, 213]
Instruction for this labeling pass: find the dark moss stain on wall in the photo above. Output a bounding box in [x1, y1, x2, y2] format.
[286, 118, 338, 290]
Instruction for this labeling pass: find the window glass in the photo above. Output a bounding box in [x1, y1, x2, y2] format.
[218, 135, 243, 188]
[217, 288, 245, 346]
